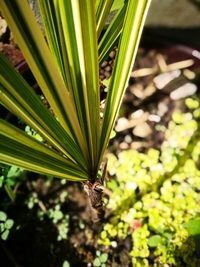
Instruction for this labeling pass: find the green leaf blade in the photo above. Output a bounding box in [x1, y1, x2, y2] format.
[0, 0, 87, 161]
[0, 54, 87, 169]
[96, 0, 114, 38]
[57, 0, 101, 174]
[98, 4, 127, 64]
[0, 134, 88, 181]
[99, 0, 152, 165]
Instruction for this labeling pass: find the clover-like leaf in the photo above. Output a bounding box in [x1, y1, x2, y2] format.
[1, 229, 9, 240]
[100, 253, 108, 263]
[147, 235, 163, 248]
[5, 219, 14, 230]
[0, 211, 7, 222]
[93, 257, 101, 267]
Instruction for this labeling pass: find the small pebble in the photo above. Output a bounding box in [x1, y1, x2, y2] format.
[133, 122, 152, 138]
[109, 50, 116, 59]
[125, 135, 132, 144]
[115, 117, 128, 132]
[119, 142, 129, 149]
[131, 109, 144, 119]
[111, 241, 118, 248]
[154, 70, 181, 89]
[158, 102, 168, 117]
[100, 69, 104, 74]
[192, 49, 200, 59]
[131, 141, 145, 150]
[101, 61, 108, 68]
[105, 65, 112, 72]
[100, 75, 105, 80]
[104, 71, 111, 79]
[148, 114, 160, 123]
[170, 82, 197, 100]
[130, 84, 144, 99]
[0, 16, 7, 38]
[183, 69, 195, 80]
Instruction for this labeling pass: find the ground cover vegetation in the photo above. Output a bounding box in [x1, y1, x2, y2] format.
[99, 97, 200, 266]
[0, 0, 200, 266]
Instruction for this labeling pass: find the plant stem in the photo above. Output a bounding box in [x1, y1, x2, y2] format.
[83, 181, 105, 223]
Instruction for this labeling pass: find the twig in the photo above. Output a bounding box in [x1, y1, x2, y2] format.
[37, 200, 47, 213]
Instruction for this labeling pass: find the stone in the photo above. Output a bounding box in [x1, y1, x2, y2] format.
[154, 70, 181, 90]
[170, 82, 197, 100]
[109, 50, 116, 59]
[0, 16, 7, 39]
[133, 122, 152, 138]
[101, 61, 108, 68]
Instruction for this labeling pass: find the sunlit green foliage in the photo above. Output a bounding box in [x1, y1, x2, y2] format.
[0, 0, 151, 182]
[62, 260, 70, 267]
[0, 165, 25, 201]
[93, 250, 108, 267]
[99, 97, 200, 266]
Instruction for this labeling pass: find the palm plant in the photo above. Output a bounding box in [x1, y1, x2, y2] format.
[0, 0, 151, 220]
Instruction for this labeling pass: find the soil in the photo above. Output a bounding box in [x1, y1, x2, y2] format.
[0, 23, 200, 267]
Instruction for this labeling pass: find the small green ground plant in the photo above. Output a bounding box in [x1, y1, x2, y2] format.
[93, 250, 108, 267]
[26, 182, 70, 241]
[99, 97, 200, 266]
[0, 0, 151, 220]
[0, 211, 14, 241]
[0, 164, 25, 202]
